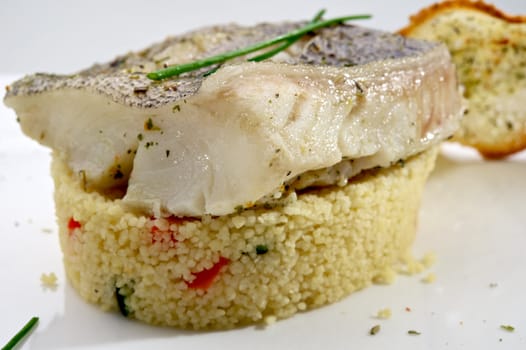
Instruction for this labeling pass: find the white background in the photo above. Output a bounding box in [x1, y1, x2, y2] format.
[1, 1, 526, 349]
[0, 0, 524, 74]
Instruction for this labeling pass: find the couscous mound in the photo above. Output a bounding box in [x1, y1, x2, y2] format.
[52, 147, 438, 329]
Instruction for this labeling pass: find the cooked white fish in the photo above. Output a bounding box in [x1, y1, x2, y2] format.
[4, 22, 462, 216]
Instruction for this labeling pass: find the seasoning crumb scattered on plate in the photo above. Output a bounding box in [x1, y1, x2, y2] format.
[40, 272, 58, 290]
[420, 251, 437, 268]
[421, 272, 436, 284]
[376, 308, 392, 319]
[407, 330, 421, 335]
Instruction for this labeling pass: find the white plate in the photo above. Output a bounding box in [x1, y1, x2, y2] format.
[1, 20, 525, 348]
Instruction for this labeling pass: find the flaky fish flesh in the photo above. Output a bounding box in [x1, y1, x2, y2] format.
[4, 22, 463, 216]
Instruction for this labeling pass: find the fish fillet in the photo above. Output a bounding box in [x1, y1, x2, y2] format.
[4, 22, 463, 216]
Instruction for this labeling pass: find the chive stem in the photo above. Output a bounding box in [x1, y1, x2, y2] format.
[203, 9, 326, 76]
[147, 12, 371, 80]
[249, 9, 326, 62]
[2, 317, 39, 350]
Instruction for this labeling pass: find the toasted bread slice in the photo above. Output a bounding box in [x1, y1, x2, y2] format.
[399, 1, 526, 158]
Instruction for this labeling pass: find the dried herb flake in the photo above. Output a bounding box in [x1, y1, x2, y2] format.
[369, 324, 381, 335]
[256, 244, 269, 255]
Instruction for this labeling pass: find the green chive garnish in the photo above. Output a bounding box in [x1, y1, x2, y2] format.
[500, 324, 515, 332]
[2, 317, 39, 350]
[201, 9, 326, 77]
[248, 9, 326, 63]
[147, 11, 371, 80]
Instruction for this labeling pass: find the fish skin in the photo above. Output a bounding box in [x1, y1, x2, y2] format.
[4, 22, 462, 216]
[4, 24, 436, 107]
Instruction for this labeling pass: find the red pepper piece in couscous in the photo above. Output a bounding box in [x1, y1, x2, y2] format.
[67, 217, 81, 235]
[186, 257, 230, 290]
